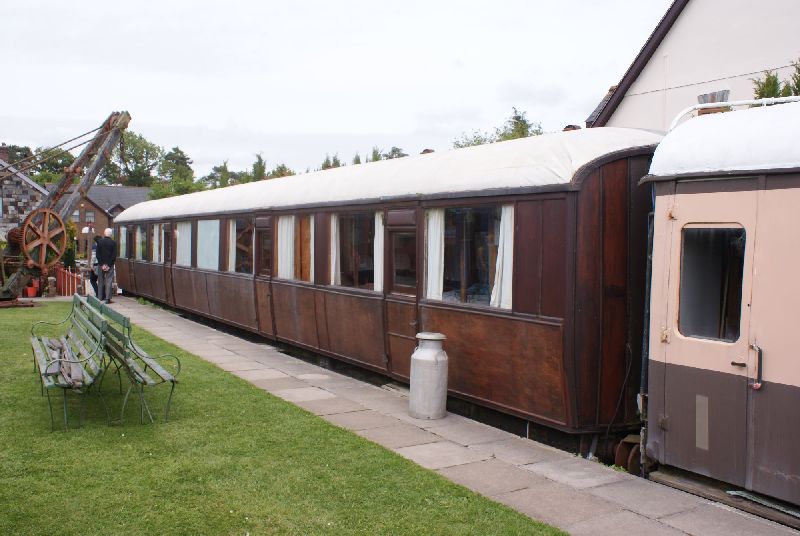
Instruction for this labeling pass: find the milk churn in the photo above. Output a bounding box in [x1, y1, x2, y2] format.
[409, 332, 448, 419]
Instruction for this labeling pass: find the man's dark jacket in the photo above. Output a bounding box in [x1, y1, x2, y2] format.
[96, 236, 117, 267]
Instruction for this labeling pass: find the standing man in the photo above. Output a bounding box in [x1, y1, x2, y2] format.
[96, 228, 117, 303]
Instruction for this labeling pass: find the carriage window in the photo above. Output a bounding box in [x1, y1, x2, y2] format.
[197, 219, 220, 271]
[332, 212, 375, 289]
[118, 226, 127, 259]
[257, 230, 272, 277]
[135, 225, 147, 261]
[150, 223, 163, 263]
[679, 227, 745, 341]
[425, 206, 513, 307]
[175, 221, 192, 267]
[162, 225, 172, 263]
[276, 214, 313, 281]
[228, 218, 254, 274]
[392, 232, 417, 292]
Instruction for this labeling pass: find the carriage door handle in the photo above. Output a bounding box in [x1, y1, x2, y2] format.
[730, 361, 746, 368]
[750, 344, 763, 391]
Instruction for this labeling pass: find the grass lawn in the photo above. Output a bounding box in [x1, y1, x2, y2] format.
[0, 302, 564, 535]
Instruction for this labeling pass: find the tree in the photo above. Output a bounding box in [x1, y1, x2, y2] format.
[252, 154, 267, 182]
[201, 161, 232, 189]
[99, 131, 164, 186]
[368, 146, 382, 162]
[331, 154, 343, 168]
[752, 60, 800, 98]
[352, 153, 361, 165]
[268, 163, 295, 179]
[321, 154, 333, 170]
[150, 146, 203, 199]
[453, 107, 542, 148]
[382, 147, 408, 160]
[3, 144, 33, 165]
[28, 147, 76, 185]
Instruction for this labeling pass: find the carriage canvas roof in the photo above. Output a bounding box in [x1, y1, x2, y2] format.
[115, 127, 661, 223]
[648, 101, 800, 179]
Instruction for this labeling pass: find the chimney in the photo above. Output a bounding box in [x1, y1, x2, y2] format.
[0, 143, 9, 163]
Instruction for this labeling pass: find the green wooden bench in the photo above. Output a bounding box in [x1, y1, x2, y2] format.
[31, 294, 109, 430]
[87, 296, 181, 424]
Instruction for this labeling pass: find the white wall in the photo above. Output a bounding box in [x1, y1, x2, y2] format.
[606, 0, 800, 132]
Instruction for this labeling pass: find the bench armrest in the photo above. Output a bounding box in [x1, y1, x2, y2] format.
[129, 341, 182, 379]
[30, 310, 73, 338]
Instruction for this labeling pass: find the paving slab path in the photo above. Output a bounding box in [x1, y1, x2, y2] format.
[109, 296, 796, 536]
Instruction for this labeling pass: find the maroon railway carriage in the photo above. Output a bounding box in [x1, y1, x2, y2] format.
[114, 127, 661, 443]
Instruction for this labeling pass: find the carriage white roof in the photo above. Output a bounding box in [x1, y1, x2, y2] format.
[115, 127, 661, 223]
[649, 101, 800, 178]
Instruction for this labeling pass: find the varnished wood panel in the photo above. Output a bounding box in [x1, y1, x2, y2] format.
[206, 272, 258, 330]
[272, 282, 319, 348]
[315, 291, 330, 350]
[132, 262, 154, 298]
[421, 305, 567, 425]
[115, 260, 131, 291]
[172, 266, 210, 315]
[574, 170, 602, 426]
[324, 291, 386, 370]
[541, 199, 567, 318]
[513, 201, 542, 315]
[386, 299, 417, 378]
[255, 279, 274, 336]
[599, 159, 628, 424]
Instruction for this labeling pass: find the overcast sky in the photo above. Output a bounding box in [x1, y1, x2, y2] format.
[2, 1, 672, 176]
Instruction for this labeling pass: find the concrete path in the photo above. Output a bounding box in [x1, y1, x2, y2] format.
[109, 296, 796, 536]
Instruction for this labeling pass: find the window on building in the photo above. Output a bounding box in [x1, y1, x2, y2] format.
[227, 218, 254, 274]
[175, 221, 192, 267]
[276, 214, 313, 281]
[331, 212, 376, 289]
[425, 206, 513, 308]
[85, 210, 95, 223]
[679, 226, 745, 341]
[151, 223, 163, 263]
[197, 219, 220, 270]
[119, 225, 127, 259]
[72, 210, 80, 222]
[257, 230, 272, 277]
[135, 225, 147, 261]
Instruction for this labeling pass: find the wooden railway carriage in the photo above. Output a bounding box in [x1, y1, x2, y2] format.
[114, 127, 661, 439]
[643, 102, 800, 505]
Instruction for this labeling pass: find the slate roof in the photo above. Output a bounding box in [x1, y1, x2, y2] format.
[46, 184, 151, 217]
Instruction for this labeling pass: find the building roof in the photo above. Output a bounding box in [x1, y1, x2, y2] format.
[0, 159, 48, 195]
[646, 102, 800, 179]
[47, 184, 151, 216]
[116, 127, 662, 223]
[587, 0, 690, 127]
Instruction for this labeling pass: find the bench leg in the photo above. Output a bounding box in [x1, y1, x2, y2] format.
[164, 382, 176, 423]
[78, 391, 87, 429]
[138, 385, 154, 424]
[95, 369, 112, 425]
[46, 389, 55, 432]
[120, 384, 133, 425]
[62, 389, 69, 431]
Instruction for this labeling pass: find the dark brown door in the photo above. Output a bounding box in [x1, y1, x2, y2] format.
[385, 229, 419, 379]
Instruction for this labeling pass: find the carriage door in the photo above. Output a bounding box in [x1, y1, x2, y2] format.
[384, 209, 419, 379]
[746, 179, 800, 504]
[662, 179, 757, 488]
[162, 223, 175, 305]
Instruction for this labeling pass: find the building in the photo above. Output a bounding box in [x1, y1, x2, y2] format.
[587, 0, 800, 130]
[48, 184, 151, 255]
[0, 144, 47, 242]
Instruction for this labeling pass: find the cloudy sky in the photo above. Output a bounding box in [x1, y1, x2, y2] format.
[2, 1, 671, 176]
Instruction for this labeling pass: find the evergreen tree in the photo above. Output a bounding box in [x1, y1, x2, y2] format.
[382, 147, 408, 160]
[268, 163, 295, 178]
[352, 152, 361, 165]
[368, 146, 382, 162]
[321, 154, 333, 170]
[331, 154, 343, 168]
[252, 153, 267, 181]
[453, 107, 542, 148]
[752, 61, 800, 98]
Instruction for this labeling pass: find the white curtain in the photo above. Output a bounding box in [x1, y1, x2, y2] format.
[119, 226, 127, 259]
[228, 220, 237, 272]
[309, 217, 315, 283]
[151, 224, 161, 263]
[373, 212, 384, 292]
[277, 215, 295, 279]
[197, 220, 220, 270]
[330, 214, 340, 285]
[490, 205, 514, 309]
[176, 221, 192, 266]
[425, 209, 445, 300]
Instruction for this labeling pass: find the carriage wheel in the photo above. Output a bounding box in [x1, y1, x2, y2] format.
[22, 208, 67, 272]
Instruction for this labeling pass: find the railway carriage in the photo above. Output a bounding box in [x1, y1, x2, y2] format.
[114, 127, 661, 441]
[643, 101, 800, 506]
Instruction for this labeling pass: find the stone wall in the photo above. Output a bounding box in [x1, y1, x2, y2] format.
[1, 171, 44, 241]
